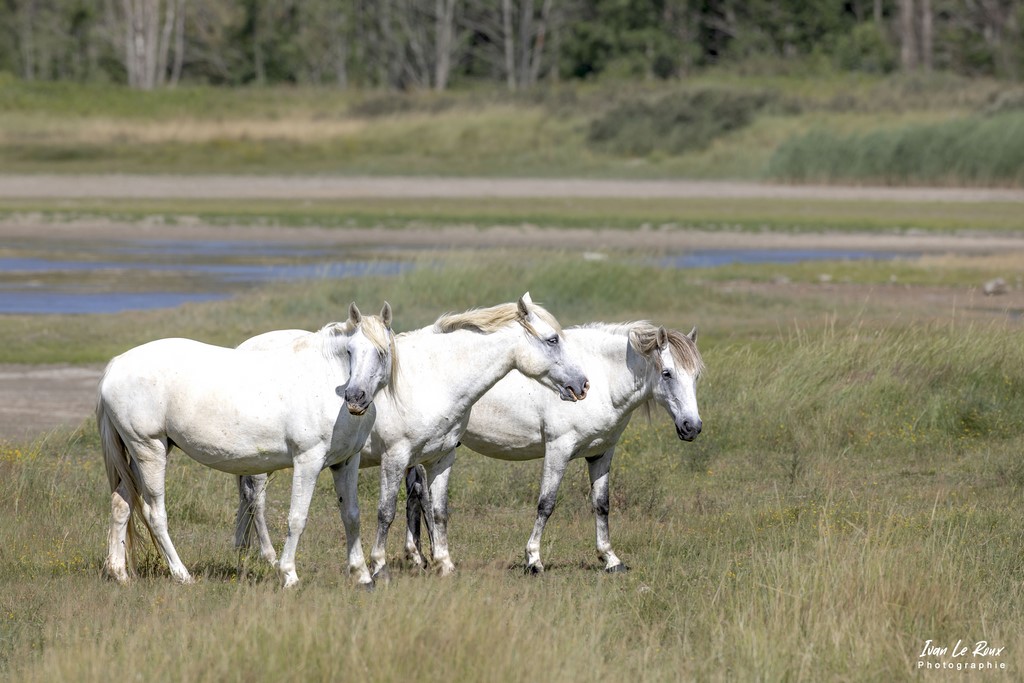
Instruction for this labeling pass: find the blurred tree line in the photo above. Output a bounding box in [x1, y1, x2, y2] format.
[1, 0, 1021, 89]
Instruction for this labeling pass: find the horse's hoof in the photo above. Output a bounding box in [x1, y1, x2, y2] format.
[404, 552, 427, 570]
[372, 565, 391, 584]
[605, 563, 630, 574]
[102, 565, 131, 585]
[525, 563, 544, 575]
[359, 580, 376, 593]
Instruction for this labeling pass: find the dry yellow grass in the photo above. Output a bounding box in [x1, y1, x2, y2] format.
[2, 115, 370, 145]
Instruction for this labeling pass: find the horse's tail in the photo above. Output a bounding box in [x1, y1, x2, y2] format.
[97, 391, 149, 575]
[405, 464, 432, 554]
[405, 464, 425, 526]
[234, 475, 258, 550]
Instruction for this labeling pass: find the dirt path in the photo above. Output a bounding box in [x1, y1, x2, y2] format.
[2, 174, 1024, 202]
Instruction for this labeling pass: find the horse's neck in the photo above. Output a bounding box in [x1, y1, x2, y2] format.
[574, 328, 653, 411]
[411, 327, 520, 413]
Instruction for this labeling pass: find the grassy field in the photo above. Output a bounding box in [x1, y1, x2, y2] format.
[2, 249, 1024, 680]
[1, 71, 1022, 183]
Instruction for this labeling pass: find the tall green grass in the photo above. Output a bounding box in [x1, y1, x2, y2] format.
[4, 256, 1024, 682]
[768, 112, 1024, 186]
[3, 302, 1024, 680]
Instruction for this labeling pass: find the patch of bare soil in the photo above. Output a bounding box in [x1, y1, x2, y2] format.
[0, 364, 103, 442]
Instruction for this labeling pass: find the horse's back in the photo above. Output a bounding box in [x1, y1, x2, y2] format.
[238, 329, 310, 352]
[100, 338, 240, 408]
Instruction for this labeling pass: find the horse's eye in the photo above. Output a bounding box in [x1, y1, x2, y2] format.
[662, 369, 672, 378]
[547, 337, 559, 346]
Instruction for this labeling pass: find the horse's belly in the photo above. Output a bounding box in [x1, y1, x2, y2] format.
[459, 432, 545, 461]
[168, 424, 294, 475]
[175, 441, 294, 475]
[191, 450, 294, 475]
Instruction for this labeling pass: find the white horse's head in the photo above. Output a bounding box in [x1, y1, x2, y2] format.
[513, 292, 589, 402]
[634, 325, 703, 441]
[343, 301, 396, 415]
[434, 292, 589, 402]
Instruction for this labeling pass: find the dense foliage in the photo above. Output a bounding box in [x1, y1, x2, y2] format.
[1, 0, 1022, 89]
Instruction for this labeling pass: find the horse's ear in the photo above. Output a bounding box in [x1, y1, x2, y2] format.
[688, 326, 698, 343]
[381, 301, 393, 330]
[348, 302, 362, 325]
[657, 326, 670, 349]
[517, 292, 533, 318]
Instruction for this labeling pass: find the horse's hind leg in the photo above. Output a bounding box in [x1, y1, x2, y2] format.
[587, 448, 627, 573]
[235, 474, 277, 565]
[103, 482, 132, 584]
[130, 442, 193, 584]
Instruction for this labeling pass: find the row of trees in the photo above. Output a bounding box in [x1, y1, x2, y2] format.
[2, 0, 1022, 89]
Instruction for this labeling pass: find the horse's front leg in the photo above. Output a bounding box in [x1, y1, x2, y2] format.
[330, 454, 373, 588]
[370, 452, 408, 582]
[424, 450, 457, 576]
[587, 447, 627, 573]
[235, 473, 277, 565]
[524, 446, 571, 574]
[276, 456, 324, 588]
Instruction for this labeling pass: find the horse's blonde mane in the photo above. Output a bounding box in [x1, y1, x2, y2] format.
[433, 301, 562, 339]
[574, 321, 704, 376]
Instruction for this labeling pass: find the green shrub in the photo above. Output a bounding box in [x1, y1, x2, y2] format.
[586, 88, 776, 157]
[349, 92, 458, 117]
[832, 23, 897, 74]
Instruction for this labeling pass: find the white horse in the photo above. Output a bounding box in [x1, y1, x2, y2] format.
[405, 322, 702, 573]
[97, 302, 396, 588]
[234, 293, 590, 580]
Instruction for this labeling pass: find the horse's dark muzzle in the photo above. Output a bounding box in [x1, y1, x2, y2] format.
[676, 419, 702, 441]
[345, 389, 370, 415]
[561, 380, 589, 402]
